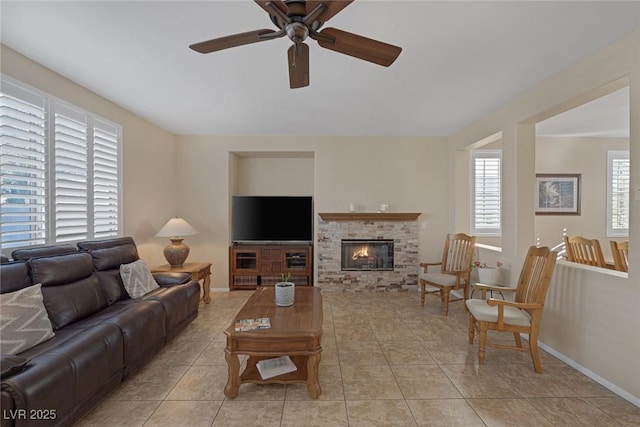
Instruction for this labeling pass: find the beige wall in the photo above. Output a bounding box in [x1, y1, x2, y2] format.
[175, 136, 449, 291]
[535, 136, 629, 259]
[1, 45, 178, 265]
[236, 155, 315, 196]
[449, 29, 640, 403]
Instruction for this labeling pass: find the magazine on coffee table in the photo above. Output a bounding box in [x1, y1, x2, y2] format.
[256, 355, 297, 379]
[234, 317, 271, 331]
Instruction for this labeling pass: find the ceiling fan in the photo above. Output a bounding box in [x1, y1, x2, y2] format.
[189, 0, 402, 89]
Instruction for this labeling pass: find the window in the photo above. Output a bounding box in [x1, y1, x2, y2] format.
[607, 150, 629, 237]
[472, 150, 501, 236]
[1, 76, 122, 250]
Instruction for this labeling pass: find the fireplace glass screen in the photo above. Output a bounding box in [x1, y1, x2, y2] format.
[341, 239, 394, 271]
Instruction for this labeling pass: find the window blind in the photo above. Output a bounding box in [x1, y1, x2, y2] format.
[608, 150, 629, 237]
[472, 151, 501, 235]
[1, 76, 122, 250]
[0, 91, 47, 248]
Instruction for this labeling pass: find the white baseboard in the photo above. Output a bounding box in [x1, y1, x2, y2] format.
[537, 340, 640, 408]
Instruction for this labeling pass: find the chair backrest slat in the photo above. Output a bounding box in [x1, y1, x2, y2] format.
[516, 246, 557, 306]
[442, 233, 476, 273]
[563, 236, 606, 268]
[610, 240, 629, 272]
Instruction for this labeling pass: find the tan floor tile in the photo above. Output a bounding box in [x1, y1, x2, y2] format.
[380, 341, 437, 365]
[143, 400, 221, 427]
[467, 398, 553, 426]
[212, 401, 284, 427]
[408, 399, 485, 427]
[341, 365, 404, 400]
[586, 396, 640, 425]
[76, 400, 160, 426]
[337, 340, 388, 366]
[528, 397, 620, 426]
[439, 364, 522, 398]
[285, 365, 344, 401]
[391, 364, 462, 399]
[495, 364, 578, 397]
[346, 400, 417, 426]
[165, 365, 228, 401]
[282, 401, 348, 426]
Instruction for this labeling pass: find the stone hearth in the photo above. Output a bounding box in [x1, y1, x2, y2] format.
[316, 213, 420, 292]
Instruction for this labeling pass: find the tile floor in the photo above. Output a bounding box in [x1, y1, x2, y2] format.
[77, 290, 640, 426]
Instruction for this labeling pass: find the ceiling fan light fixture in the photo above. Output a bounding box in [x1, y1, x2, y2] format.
[286, 22, 309, 43]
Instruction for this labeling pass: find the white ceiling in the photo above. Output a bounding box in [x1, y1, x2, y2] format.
[1, 1, 637, 137]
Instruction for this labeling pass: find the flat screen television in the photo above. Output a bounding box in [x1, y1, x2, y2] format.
[231, 196, 313, 243]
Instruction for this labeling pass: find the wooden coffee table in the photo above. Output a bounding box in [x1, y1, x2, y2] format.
[224, 286, 323, 399]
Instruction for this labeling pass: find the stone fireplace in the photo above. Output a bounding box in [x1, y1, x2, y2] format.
[317, 213, 420, 292]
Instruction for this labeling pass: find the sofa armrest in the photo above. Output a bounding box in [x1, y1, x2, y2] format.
[153, 272, 191, 287]
[1, 355, 29, 380]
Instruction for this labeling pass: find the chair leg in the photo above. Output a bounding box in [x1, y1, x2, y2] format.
[513, 332, 522, 349]
[468, 314, 475, 344]
[442, 289, 450, 316]
[420, 281, 425, 307]
[478, 322, 487, 365]
[529, 331, 543, 373]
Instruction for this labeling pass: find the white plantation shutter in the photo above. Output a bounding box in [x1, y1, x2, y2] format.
[0, 76, 121, 251]
[54, 104, 88, 242]
[607, 151, 629, 237]
[92, 119, 119, 238]
[0, 87, 47, 248]
[472, 150, 501, 235]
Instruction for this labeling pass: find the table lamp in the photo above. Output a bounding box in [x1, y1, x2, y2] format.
[155, 217, 199, 267]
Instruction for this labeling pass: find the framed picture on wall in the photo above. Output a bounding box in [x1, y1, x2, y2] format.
[535, 174, 581, 215]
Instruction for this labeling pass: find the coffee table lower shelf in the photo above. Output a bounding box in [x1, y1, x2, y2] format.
[224, 353, 322, 399]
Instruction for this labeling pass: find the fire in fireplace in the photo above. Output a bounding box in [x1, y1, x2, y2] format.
[341, 239, 394, 271]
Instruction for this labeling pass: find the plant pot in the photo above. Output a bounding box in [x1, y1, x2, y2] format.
[477, 267, 501, 285]
[275, 282, 295, 307]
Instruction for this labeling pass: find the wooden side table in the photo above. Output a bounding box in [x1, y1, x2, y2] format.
[151, 262, 212, 303]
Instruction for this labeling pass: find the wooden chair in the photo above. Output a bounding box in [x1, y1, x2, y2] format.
[563, 235, 606, 268]
[610, 240, 629, 272]
[466, 246, 557, 373]
[419, 233, 476, 316]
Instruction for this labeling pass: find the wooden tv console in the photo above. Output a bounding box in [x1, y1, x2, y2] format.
[229, 243, 313, 290]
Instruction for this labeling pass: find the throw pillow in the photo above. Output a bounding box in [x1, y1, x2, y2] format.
[120, 259, 159, 298]
[0, 284, 55, 355]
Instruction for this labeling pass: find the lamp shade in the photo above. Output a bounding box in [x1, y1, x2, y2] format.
[155, 217, 199, 238]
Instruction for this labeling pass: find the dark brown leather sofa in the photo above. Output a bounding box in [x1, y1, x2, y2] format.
[1, 237, 201, 427]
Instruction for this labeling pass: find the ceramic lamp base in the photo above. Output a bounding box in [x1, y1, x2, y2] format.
[164, 238, 190, 267]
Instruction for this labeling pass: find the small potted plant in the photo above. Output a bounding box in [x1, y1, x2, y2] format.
[275, 272, 295, 306]
[472, 261, 503, 285]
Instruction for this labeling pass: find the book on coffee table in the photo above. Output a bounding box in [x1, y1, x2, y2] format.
[256, 355, 297, 379]
[234, 317, 271, 331]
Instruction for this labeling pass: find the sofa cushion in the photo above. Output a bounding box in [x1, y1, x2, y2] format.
[120, 259, 159, 298]
[0, 261, 31, 294]
[90, 243, 139, 271]
[0, 284, 55, 354]
[29, 253, 108, 329]
[11, 244, 77, 261]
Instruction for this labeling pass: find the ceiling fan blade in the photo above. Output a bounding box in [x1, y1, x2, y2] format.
[254, 0, 287, 16]
[190, 29, 279, 54]
[317, 27, 402, 67]
[288, 43, 310, 89]
[306, 1, 354, 22]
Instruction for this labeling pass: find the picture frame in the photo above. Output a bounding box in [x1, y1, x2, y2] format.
[535, 174, 581, 215]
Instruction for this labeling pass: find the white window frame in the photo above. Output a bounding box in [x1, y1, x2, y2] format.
[1, 75, 123, 252]
[606, 150, 629, 238]
[471, 150, 502, 236]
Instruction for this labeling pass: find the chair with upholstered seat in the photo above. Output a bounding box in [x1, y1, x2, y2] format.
[466, 245, 557, 373]
[610, 240, 629, 272]
[563, 235, 606, 268]
[419, 233, 476, 316]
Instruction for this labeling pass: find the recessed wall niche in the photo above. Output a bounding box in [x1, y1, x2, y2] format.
[230, 151, 315, 196]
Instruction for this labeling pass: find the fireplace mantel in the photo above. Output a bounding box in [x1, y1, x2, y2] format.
[318, 212, 420, 221]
